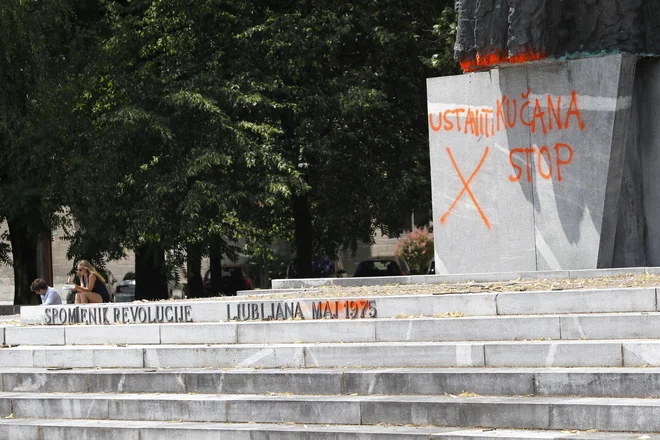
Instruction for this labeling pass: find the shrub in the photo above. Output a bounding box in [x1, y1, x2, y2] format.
[393, 227, 434, 274]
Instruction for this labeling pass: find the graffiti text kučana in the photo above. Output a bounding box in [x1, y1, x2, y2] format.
[428, 90, 585, 137]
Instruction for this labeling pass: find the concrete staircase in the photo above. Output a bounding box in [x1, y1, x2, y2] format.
[2, 277, 660, 439]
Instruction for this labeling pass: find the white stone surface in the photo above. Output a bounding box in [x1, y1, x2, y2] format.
[15, 307, 660, 348]
[496, 288, 656, 315]
[160, 322, 238, 344]
[0, 419, 654, 440]
[303, 342, 486, 368]
[237, 320, 376, 344]
[484, 341, 623, 367]
[0, 419, 454, 440]
[272, 267, 660, 289]
[0, 346, 33, 367]
[9, 393, 111, 419]
[64, 324, 160, 345]
[560, 313, 660, 340]
[622, 341, 660, 366]
[31, 346, 144, 368]
[374, 316, 560, 342]
[568, 268, 647, 278]
[24, 286, 659, 327]
[6, 393, 660, 432]
[5, 326, 65, 346]
[143, 345, 305, 369]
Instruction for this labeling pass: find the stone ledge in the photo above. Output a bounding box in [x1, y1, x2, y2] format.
[3, 340, 658, 369]
[271, 267, 656, 289]
[17, 287, 657, 326]
[6, 367, 660, 398]
[2, 393, 660, 432]
[9, 312, 660, 347]
[6, 419, 627, 440]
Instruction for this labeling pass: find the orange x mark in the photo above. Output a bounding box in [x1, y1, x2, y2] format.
[440, 146, 491, 230]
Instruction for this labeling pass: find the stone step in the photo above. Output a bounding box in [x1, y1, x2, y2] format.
[271, 267, 659, 289]
[4, 367, 660, 398]
[2, 419, 654, 440]
[2, 340, 660, 369]
[7, 312, 660, 346]
[1, 392, 660, 432]
[18, 286, 658, 326]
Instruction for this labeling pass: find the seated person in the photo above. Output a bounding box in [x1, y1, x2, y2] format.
[31, 278, 62, 305]
[69, 260, 111, 303]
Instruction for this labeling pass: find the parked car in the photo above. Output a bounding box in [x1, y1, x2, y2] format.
[114, 272, 180, 302]
[353, 256, 411, 277]
[203, 265, 254, 296]
[114, 272, 136, 302]
[286, 257, 347, 279]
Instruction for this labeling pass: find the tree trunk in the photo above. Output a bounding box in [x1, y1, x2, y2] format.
[209, 235, 223, 296]
[293, 194, 313, 278]
[8, 218, 40, 305]
[185, 242, 204, 298]
[134, 242, 169, 301]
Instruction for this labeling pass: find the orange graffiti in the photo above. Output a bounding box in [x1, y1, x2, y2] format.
[428, 90, 586, 139]
[509, 147, 525, 182]
[537, 146, 553, 179]
[508, 143, 574, 182]
[554, 143, 573, 182]
[441, 146, 491, 230]
[429, 113, 442, 131]
[564, 91, 585, 131]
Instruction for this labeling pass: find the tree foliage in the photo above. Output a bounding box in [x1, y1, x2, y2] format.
[394, 226, 434, 274]
[64, 0, 301, 298]
[0, 0, 78, 304]
[0, 0, 460, 301]
[232, 0, 458, 276]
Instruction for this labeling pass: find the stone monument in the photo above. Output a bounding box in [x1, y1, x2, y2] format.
[428, 1, 660, 273]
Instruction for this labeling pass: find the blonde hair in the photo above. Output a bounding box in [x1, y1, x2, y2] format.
[77, 260, 106, 284]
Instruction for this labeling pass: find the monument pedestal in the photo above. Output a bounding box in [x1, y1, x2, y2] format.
[428, 54, 647, 273]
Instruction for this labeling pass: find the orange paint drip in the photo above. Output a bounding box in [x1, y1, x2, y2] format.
[460, 50, 507, 73]
[460, 59, 479, 73]
[476, 51, 507, 67]
[507, 50, 547, 64]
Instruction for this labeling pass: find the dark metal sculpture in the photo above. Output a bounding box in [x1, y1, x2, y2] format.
[455, 0, 660, 72]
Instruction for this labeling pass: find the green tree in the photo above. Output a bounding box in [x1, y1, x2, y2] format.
[233, 0, 459, 277]
[0, 0, 78, 304]
[66, 0, 299, 299]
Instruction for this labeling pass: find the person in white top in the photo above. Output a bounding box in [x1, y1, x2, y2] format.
[31, 279, 62, 305]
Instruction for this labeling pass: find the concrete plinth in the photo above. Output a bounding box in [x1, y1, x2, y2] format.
[427, 54, 636, 273]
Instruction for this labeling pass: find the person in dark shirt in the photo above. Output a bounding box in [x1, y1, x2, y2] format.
[69, 260, 111, 303]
